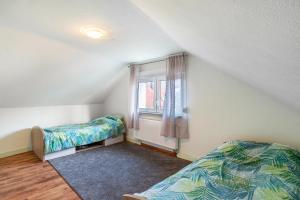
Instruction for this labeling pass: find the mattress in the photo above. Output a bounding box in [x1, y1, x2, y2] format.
[137, 141, 300, 200]
[43, 115, 125, 154]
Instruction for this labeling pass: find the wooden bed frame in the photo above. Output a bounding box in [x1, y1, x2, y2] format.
[122, 194, 147, 200]
[31, 126, 125, 161]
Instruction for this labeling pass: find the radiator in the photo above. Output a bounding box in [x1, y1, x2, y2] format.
[134, 118, 177, 151]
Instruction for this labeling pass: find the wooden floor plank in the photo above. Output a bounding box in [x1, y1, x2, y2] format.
[0, 151, 80, 200]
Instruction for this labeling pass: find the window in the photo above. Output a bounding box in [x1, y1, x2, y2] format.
[138, 76, 165, 114]
[138, 80, 155, 112]
[138, 76, 182, 115]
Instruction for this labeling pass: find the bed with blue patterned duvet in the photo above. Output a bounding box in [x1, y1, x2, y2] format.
[43, 115, 125, 154]
[31, 115, 125, 161]
[124, 141, 300, 200]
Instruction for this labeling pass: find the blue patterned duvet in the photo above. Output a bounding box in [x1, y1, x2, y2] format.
[43, 115, 125, 154]
[137, 141, 300, 200]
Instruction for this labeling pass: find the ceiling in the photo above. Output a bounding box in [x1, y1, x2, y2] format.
[131, 0, 300, 110]
[0, 0, 181, 107]
[0, 0, 299, 111]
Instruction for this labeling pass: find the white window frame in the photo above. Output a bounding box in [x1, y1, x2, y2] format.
[138, 75, 165, 115]
[138, 77, 157, 114]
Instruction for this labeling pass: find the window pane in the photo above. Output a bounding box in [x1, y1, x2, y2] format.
[158, 79, 182, 114]
[159, 80, 166, 110]
[138, 81, 155, 110]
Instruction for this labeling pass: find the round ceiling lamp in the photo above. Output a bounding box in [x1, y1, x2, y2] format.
[80, 26, 107, 39]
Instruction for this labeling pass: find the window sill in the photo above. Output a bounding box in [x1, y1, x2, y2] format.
[138, 113, 184, 121]
[139, 112, 162, 121]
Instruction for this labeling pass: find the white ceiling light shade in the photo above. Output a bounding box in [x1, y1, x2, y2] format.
[80, 26, 107, 39]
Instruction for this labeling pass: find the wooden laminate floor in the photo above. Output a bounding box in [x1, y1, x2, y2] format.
[0, 151, 80, 200]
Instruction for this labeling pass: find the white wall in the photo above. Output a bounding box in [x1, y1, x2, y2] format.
[0, 104, 103, 157]
[103, 54, 300, 161]
[182, 56, 300, 160]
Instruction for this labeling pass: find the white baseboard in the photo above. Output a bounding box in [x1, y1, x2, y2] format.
[0, 147, 31, 158]
[127, 136, 197, 162]
[176, 152, 198, 161]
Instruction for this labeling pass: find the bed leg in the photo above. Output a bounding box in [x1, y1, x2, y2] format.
[31, 126, 45, 161]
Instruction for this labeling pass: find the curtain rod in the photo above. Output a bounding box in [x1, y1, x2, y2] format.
[127, 52, 186, 67]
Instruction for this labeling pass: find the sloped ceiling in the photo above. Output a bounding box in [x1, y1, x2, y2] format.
[0, 0, 181, 107]
[1, 0, 300, 111]
[130, 0, 300, 110]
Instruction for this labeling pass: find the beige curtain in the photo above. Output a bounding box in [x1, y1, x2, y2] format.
[128, 64, 139, 130]
[161, 54, 189, 138]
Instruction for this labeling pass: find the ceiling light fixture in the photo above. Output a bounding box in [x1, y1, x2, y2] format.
[80, 26, 107, 39]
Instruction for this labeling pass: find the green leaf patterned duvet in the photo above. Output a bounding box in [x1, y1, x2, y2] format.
[137, 141, 300, 200]
[43, 115, 125, 154]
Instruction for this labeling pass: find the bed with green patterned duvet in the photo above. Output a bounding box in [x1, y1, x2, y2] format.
[133, 141, 300, 200]
[43, 115, 125, 154]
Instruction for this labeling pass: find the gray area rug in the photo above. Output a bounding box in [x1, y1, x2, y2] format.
[49, 142, 190, 200]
